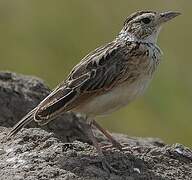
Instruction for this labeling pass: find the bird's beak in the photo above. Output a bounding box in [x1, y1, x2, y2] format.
[158, 11, 181, 24]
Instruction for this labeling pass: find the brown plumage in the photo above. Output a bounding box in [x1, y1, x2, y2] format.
[7, 10, 180, 172]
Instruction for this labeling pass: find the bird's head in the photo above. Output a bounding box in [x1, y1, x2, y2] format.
[119, 11, 181, 43]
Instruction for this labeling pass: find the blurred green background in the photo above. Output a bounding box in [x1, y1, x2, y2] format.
[0, 1, 191, 147]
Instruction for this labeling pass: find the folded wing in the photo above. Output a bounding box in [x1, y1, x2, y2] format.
[35, 41, 130, 124]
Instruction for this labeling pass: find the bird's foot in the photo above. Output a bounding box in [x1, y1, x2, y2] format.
[101, 140, 123, 151]
[90, 153, 127, 174]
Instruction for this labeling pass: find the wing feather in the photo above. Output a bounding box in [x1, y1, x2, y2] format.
[8, 39, 151, 137]
[35, 40, 136, 122]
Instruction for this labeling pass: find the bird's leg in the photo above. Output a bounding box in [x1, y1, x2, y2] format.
[91, 119, 122, 151]
[81, 118, 120, 173]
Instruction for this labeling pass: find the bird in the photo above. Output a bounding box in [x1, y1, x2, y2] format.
[8, 10, 180, 171]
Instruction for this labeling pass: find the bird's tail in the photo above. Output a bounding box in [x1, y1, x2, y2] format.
[7, 108, 37, 138]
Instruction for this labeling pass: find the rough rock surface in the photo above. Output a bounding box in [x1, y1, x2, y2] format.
[0, 71, 49, 127]
[0, 71, 192, 180]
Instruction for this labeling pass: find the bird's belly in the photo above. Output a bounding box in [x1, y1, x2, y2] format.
[75, 76, 152, 117]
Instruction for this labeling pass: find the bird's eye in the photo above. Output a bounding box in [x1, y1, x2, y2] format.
[141, 18, 151, 24]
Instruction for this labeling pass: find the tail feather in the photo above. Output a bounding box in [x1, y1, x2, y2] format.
[7, 108, 37, 138]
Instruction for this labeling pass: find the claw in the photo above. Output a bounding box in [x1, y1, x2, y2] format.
[99, 154, 127, 174]
[81, 118, 128, 174]
[100, 156, 119, 174]
[111, 139, 123, 151]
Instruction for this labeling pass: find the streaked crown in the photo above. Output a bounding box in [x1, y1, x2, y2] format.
[119, 10, 181, 43]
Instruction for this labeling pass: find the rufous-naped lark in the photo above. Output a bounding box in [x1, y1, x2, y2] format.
[8, 10, 180, 170]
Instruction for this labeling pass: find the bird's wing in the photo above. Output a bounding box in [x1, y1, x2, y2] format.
[8, 41, 146, 136]
[34, 41, 142, 123]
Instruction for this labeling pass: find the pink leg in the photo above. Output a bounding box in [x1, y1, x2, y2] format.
[80, 119, 121, 173]
[92, 119, 122, 150]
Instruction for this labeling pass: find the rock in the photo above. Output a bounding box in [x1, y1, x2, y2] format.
[0, 71, 192, 180]
[0, 71, 50, 127]
[0, 71, 89, 142]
